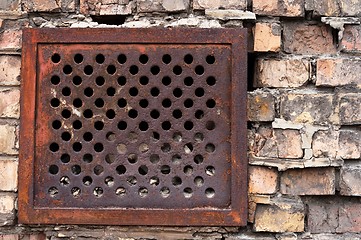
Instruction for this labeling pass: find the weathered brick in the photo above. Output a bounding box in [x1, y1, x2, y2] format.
[280, 93, 333, 124]
[283, 23, 336, 54]
[0, 235, 18, 240]
[22, 0, 75, 12]
[137, 0, 189, 13]
[0, 0, 20, 11]
[280, 167, 335, 195]
[338, 130, 361, 159]
[340, 163, 361, 196]
[253, 22, 281, 52]
[247, 91, 275, 122]
[0, 160, 17, 191]
[193, 0, 247, 10]
[342, 25, 361, 52]
[275, 129, 303, 159]
[254, 202, 304, 232]
[0, 193, 15, 226]
[250, 126, 278, 158]
[249, 166, 278, 194]
[254, 59, 309, 88]
[0, 125, 17, 155]
[80, 0, 133, 15]
[317, 58, 361, 86]
[253, 0, 304, 17]
[339, 94, 361, 125]
[0, 29, 22, 51]
[0, 88, 20, 119]
[305, 0, 361, 16]
[0, 56, 21, 86]
[312, 130, 338, 158]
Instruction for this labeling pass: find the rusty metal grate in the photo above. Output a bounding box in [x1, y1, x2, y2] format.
[19, 28, 248, 226]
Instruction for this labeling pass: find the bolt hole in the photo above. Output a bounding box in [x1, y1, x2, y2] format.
[172, 109, 182, 119]
[50, 98, 60, 108]
[150, 87, 160, 97]
[184, 99, 193, 108]
[206, 55, 215, 64]
[184, 121, 194, 130]
[150, 176, 159, 186]
[51, 75, 60, 85]
[150, 154, 160, 164]
[206, 99, 216, 108]
[138, 187, 148, 197]
[52, 120, 62, 129]
[71, 187, 81, 198]
[48, 187, 58, 197]
[138, 165, 148, 175]
[94, 98, 104, 108]
[73, 98, 82, 108]
[184, 54, 193, 64]
[60, 176, 70, 186]
[184, 165, 193, 175]
[51, 53, 61, 63]
[73, 76, 82, 86]
[172, 176, 182, 186]
[128, 131, 138, 142]
[162, 54, 172, 64]
[172, 154, 182, 164]
[94, 121, 104, 131]
[63, 65, 72, 75]
[194, 154, 204, 164]
[83, 132, 93, 142]
[206, 143, 215, 153]
[96, 53, 105, 64]
[127, 153, 138, 164]
[84, 65, 93, 75]
[194, 176, 204, 187]
[173, 65, 182, 75]
[83, 153, 93, 163]
[195, 87, 205, 97]
[127, 176, 137, 186]
[206, 120, 216, 130]
[62, 87, 71, 96]
[118, 76, 126, 86]
[195, 65, 204, 75]
[194, 132, 204, 142]
[107, 87, 116, 96]
[72, 120, 82, 129]
[207, 76, 216, 86]
[184, 77, 193, 86]
[129, 65, 139, 75]
[150, 109, 160, 119]
[129, 87, 138, 96]
[117, 54, 127, 64]
[84, 87, 94, 97]
[118, 98, 127, 108]
[195, 110, 204, 119]
[117, 144, 127, 154]
[94, 142, 104, 152]
[172, 132, 182, 142]
[152, 131, 160, 141]
[72, 142, 82, 152]
[151, 65, 160, 75]
[49, 165, 59, 174]
[115, 187, 126, 197]
[74, 53, 83, 64]
[139, 99, 149, 108]
[61, 131, 71, 141]
[49, 142, 59, 152]
[106, 109, 116, 119]
[60, 153, 70, 163]
[128, 109, 138, 119]
[162, 76, 171, 86]
[162, 121, 171, 130]
[139, 143, 149, 153]
[71, 164, 81, 175]
[96, 76, 105, 86]
[173, 88, 182, 98]
[139, 54, 148, 64]
[116, 165, 127, 174]
[162, 98, 172, 108]
[161, 143, 171, 153]
[118, 120, 127, 130]
[161, 165, 170, 174]
[139, 76, 149, 85]
[139, 121, 149, 131]
[83, 109, 93, 118]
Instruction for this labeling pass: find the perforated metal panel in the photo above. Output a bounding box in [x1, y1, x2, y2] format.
[19, 28, 248, 226]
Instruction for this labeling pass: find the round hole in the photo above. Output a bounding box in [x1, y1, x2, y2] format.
[49, 165, 59, 174]
[48, 187, 58, 197]
[205, 188, 215, 198]
[139, 54, 148, 64]
[127, 153, 138, 164]
[73, 142, 82, 152]
[63, 65, 72, 75]
[173, 65, 182, 75]
[194, 132, 204, 142]
[94, 165, 104, 175]
[162, 54, 171, 64]
[71, 165, 81, 175]
[51, 75, 60, 85]
[150, 176, 159, 186]
[183, 188, 193, 198]
[72, 120, 82, 129]
[206, 120, 216, 130]
[84, 65, 93, 75]
[206, 99, 216, 108]
[74, 53, 83, 64]
[150, 154, 160, 164]
[117, 143, 127, 154]
[61, 131, 71, 141]
[138, 165, 148, 175]
[105, 176, 114, 187]
[83, 153, 93, 163]
[129, 87, 138, 96]
[83, 176, 93, 186]
[71, 187, 81, 198]
[61, 153, 70, 163]
[106, 132, 116, 141]
[184, 165, 193, 175]
[161, 143, 171, 153]
[195, 110, 204, 119]
[116, 165, 127, 175]
[73, 76, 82, 86]
[83, 109, 93, 118]
[107, 87, 116, 96]
[73, 98, 82, 108]
[94, 121, 104, 130]
[118, 76, 126, 86]
[84, 87, 94, 97]
[139, 143, 149, 153]
[206, 55, 215, 64]
[50, 98, 60, 108]
[195, 65, 204, 75]
[128, 131, 138, 143]
[129, 65, 139, 75]
[172, 176, 182, 186]
[95, 98, 104, 108]
[96, 54, 105, 64]
[118, 98, 127, 108]
[206, 143, 215, 153]
[139, 76, 149, 85]
[184, 143, 193, 154]
[172, 132, 182, 142]
[138, 187, 148, 197]
[139, 99, 148, 108]
[195, 88, 205, 97]
[118, 120, 127, 130]
[172, 109, 182, 119]
[94, 142, 104, 152]
[162, 98, 172, 108]
[194, 176, 204, 187]
[51, 53, 61, 63]
[162, 121, 171, 131]
[162, 76, 171, 86]
[49, 142, 59, 152]
[60, 176, 70, 186]
[161, 165, 170, 174]
[62, 87, 71, 96]
[93, 187, 103, 197]
[118, 54, 127, 64]
[150, 109, 160, 119]
[194, 154, 203, 164]
[184, 54, 193, 64]
[173, 88, 182, 98]
[151, 65, 160, 75]
[115, 187, 126, 197]
[207, 76, 216, 86]
[160, 187, 170, 198]
[184, 99, 193, 108]
[52, 120, 61, 129]
[106, 109, 116, 119]
[127, 176, 137, 186]
[105, 154, 115, 164]
[96, 76, 105, 86]
[150, 87, 160, 97]
[172, 154, 182, 164]
[128, 109, 138, 119]
[184, 121, 194, 130]
[139, 121, 149, 131]
[184, 77, 193, 86]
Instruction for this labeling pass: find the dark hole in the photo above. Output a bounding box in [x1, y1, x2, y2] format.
[74, 53, 83, 64]
[139, 121, 149, 131]
[118, 121, 127, 130]
[184, 121, 194, 130]
[61, 109, 71, 119]
[172, 109, 182, 119]
[162, 54, 171, 64]
[49, 165, 59, 174]
[83, 176, 92, 186]
[96, 76, 105, 86]
[194, 176, 204, 187]
[51, 75, 60, 85]
[107, 65, 116, 75]
[73, 142, 82, 152]
[127, 176, 137, 185]
[94, 142, 104, 152]
[50, 98, 60, 108]
[195, 110, 204, 119]
[106, 109, 116, 119]
[161, 143, 171, 152]
[129, 65, 139, 75]
[195, 65, 204, 75]
[51, 53, 61, 63]
[205, 166, 215, 176]
[206, 55, 215, 64]
[150, 176, 159, 186]
[139, 54, 148, 64]
[83, 109, 93, 118]
[95, 98, 104, 108]
[84, 65, 93, 75]
[150, 87, 160, 97]
[105, 177, 115, 187]
[184, 99, 193, 108]
[184, 143, 193, 153]
[206, 99, 216, 108]
[150, 154, 159, 164]
[138, 165, 148, 175]
[60, 176, 70, 186]
[72, 120, 82, 129]
[184, 187, 193, 198]
[116, 165, 127, 175]
[105, 153, 115, 163]
[62, 87, 71, 96]
[128, 109, 138, 119]
[63, 65, 72, 75]
[194, 132, 204, 142]
[173, 65, 182, 75]
[83, 153, 93, 163]
[84, 87, 94, 97]
[206, 120, 216, 130]
[118, 76, 126, 86]
[172, 154, 182, 164]
[162, 76, 171, 86]
[106, 132, 115, 142]
[206, 143, 216, 153]
[207, 76, 216, 86]
[61, 131, 71, 141]
[73, 76, 82, 86]
[184, 77, 193, 86]
[139, 76, 149, 85]
[152, 131, 160, 141]
[195, 87, 205, 97]
[194, 154, 204, 164]
[107, 87, 116, 96]
[184, 165, 193, 175]
[172, 176, 182, 186]
[150, 109, 160, 119]
[52, 120, 61, 129]
[173, 88, 182, 98]
[118, 98, 127, 108]
[184, 54, 193, 64]
[94, 121, 104, 130]
[73, 98, 82, 108]
[129, 87, 138, 96]
[162, 98, 172, 108]
[162, 121, 171, 130]
[83, 132, 93, 141]
[118, 54, 127, 64]
[139, 99, 148, 108]
[151, 65, 160, 75]
[60, 153, 70, 163]
[94, 165, 104, 175]
[127, 154, 138, 164]
[161, 165, 170, 174]
[95, 54, 105, 64]
[91, 15, 126, 25]
[71, 165, 81, 175]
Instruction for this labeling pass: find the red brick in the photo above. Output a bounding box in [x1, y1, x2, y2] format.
[0, 29, 22, 51]
[253, 22, 281, 52]
[80, 0, 133, 15]
[0, 88, 20, 119]
[22, 0, 75, 12]
[275, 129, 303, 159]
[340, 164, 361, 196]
[0, 235, 18, 240]
[280, 167, 335, 195]
[312, 130, 338, 158]
[0, 56, 21, 85]
[342, 25, 361, 52]
[0, 125, 17, 155]
[338, 130, 361, 159]
[0, 160, 17, 191]
[249, 166, 278, 194]
[305, 0, 361, 16]
[283, 23, 336, 54]
[247, 91, 275, 122]
[339, 94, 361, 125]
[253, 0, 304, 17]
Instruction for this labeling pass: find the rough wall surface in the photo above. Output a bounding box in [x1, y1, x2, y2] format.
[0, 0, 361, 239]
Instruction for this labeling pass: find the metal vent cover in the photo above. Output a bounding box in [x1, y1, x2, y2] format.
[19, 28, 247, 226]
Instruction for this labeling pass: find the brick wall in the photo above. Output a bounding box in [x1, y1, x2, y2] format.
[0, 0, 361, 239]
